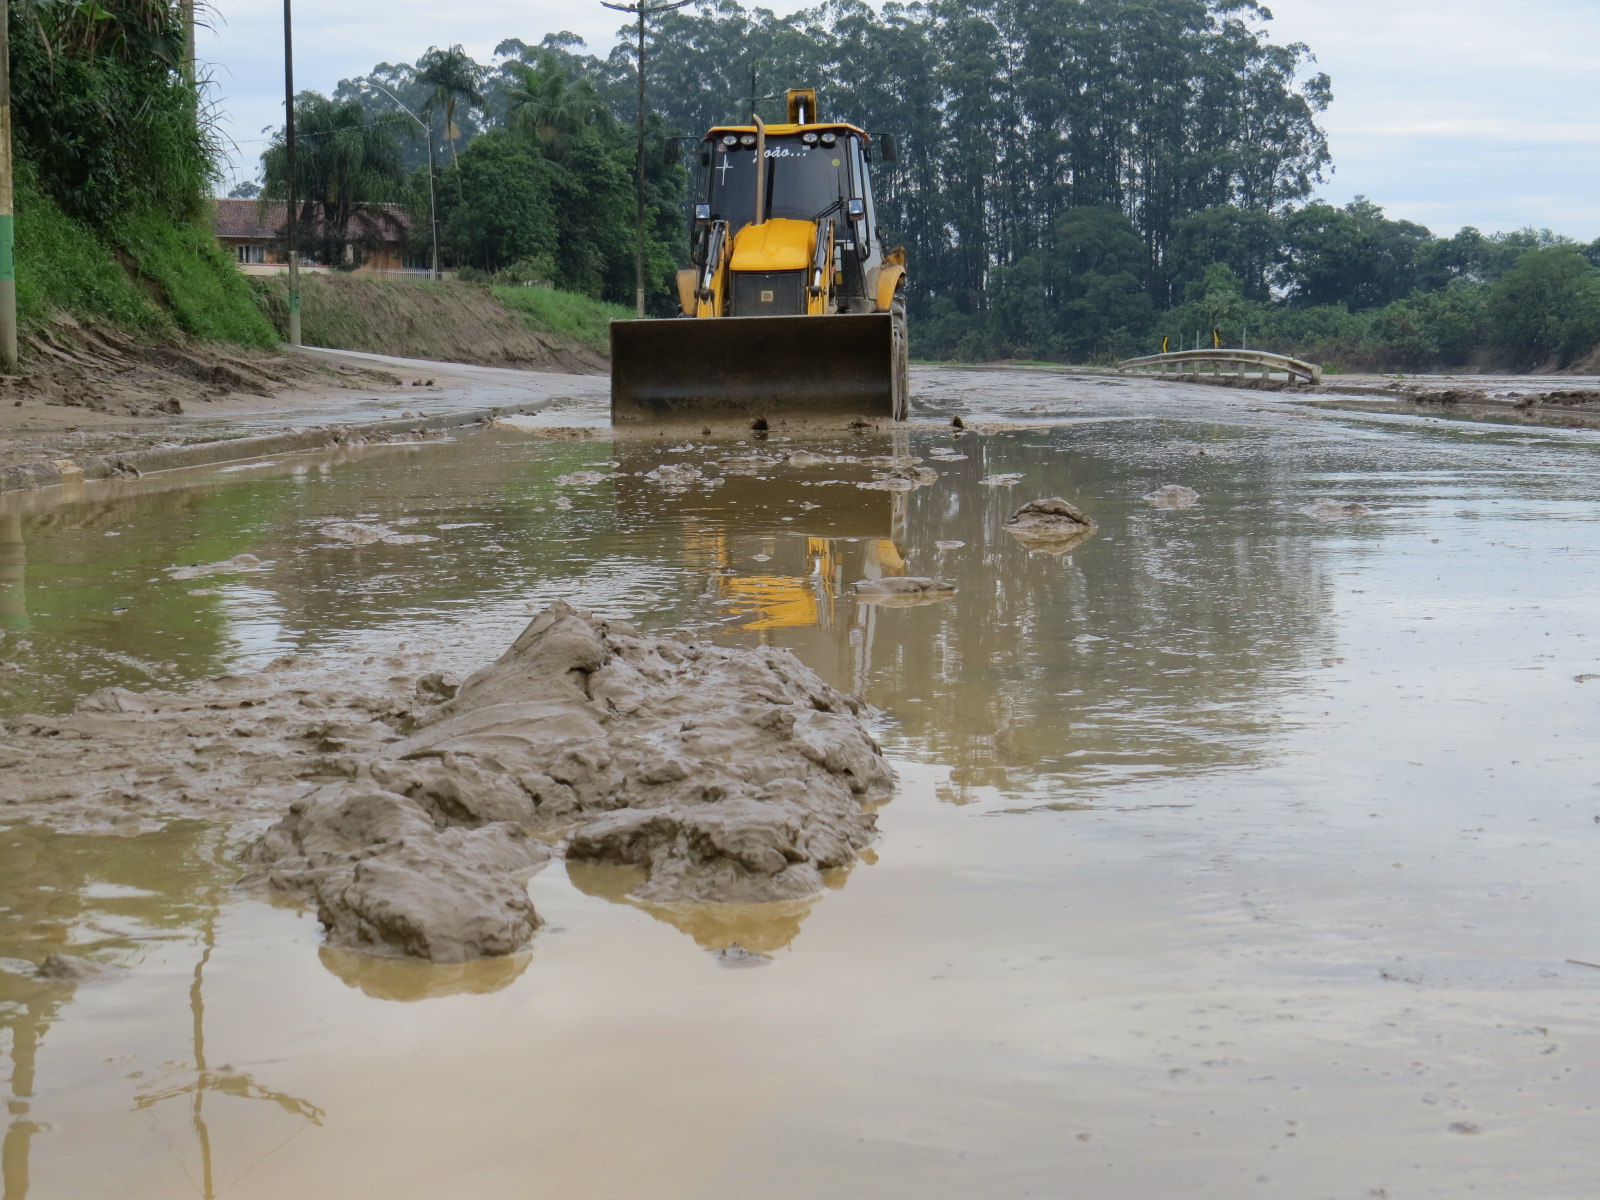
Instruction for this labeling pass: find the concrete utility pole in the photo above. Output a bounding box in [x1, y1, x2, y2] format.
[601, 0, 690, 318]
[0, 0, 17, 373]
[182, 0, 195, 80]
[282, 0, 301, 345]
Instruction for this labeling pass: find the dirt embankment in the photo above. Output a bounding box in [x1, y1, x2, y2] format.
[252, 275, 607, 375]
[0, 602, 892, 964]
[2, 314, 383, 419]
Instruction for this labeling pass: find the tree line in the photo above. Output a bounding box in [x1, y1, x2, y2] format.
[252, 0, 1600, 370]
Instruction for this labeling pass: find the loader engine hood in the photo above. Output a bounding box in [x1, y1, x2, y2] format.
[729, 218, 814, 272]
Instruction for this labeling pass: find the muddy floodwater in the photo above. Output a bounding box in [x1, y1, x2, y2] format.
[4, 368, 1600, 1197]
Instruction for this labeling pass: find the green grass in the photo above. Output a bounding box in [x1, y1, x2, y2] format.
[115, 211, 279, 349]
[15, 181, 161, 332]
[14, 181, 278, 351]
[493, 285, 632, 354]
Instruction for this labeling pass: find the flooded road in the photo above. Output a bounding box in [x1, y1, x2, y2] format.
[3, 367, 1600, 1196]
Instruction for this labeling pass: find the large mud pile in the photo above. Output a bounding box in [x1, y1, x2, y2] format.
[1, 603, 891, 963]
[256, 603, 891, 958]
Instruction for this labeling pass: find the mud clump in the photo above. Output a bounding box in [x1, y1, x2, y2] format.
[1005, 497, 1098, 553]
[247, 789, 549, 963]
[166, 553, 267, 580]
[643, 462, 704, 487]
[1300, 498, 1372, 520]
[851, 577, 957, 606]
[319, 521, 437, 546]
[859, 464, 939, 492]
[37, 953, 124, 984]
[1143, 484, 1200, 509]
[247, 602, 891, 957]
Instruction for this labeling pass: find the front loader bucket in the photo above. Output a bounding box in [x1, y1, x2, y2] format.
[610, 313, 901, 425]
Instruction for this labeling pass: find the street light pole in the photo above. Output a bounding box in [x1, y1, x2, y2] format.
[601, 0, 690, 319]
[359, 81, 440, 281]
[282, 0, 300, 345]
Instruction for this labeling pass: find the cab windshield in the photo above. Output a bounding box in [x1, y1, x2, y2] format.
[705, 136, 853, 232]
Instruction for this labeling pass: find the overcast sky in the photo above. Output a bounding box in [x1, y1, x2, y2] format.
[205, 0, 1600, 239]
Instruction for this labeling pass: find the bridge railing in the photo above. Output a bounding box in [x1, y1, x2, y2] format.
[1118, 349, 1322, 386]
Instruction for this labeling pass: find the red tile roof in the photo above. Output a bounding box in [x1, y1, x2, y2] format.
[210, 198, 409, 242]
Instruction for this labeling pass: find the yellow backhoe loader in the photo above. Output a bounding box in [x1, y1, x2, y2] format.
[610, 88, 909, 424]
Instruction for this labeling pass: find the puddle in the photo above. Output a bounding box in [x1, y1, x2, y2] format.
[4, 372, 1600, 1195]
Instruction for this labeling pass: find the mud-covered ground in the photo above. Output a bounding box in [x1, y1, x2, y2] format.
[0, 348, 610, 486]
[3, 365, 1600, 1198]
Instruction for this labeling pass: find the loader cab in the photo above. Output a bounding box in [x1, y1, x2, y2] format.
[697, 122, 885, 315]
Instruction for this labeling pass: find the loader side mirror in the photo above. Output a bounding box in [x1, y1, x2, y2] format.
[847, 198, 866, 222]
[878, 134, 899, 163]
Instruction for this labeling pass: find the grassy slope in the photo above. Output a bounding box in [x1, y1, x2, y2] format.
[15, 182, 277, 350]
[491, 286, 631, 355]
[15, 180, 619, 370]
[15, 182, 159, 332]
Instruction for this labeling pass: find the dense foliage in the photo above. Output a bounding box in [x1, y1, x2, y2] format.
[9, 0, 275, 346]
[291, 41, 684, 308]
[292, 0, 1600, 370]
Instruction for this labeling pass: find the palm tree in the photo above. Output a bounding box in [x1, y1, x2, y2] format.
[502, 53, 613, 158]
[261, 94, 408, 267]
[416, 45, 486, 168]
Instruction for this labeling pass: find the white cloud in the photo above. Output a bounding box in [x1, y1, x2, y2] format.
[1263, 0, 1600, 236]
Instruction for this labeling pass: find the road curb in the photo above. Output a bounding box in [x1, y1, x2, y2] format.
[0, 401, 552, 496]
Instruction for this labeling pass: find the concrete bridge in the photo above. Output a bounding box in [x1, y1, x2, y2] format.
[1118, 349, 1322, 386]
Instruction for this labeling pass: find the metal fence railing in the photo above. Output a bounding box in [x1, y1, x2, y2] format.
[1119, 349, 1322, 386]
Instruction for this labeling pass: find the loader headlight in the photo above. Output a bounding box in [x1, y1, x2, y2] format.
[721, 134, 739, 146]
[801, 131, 819, 144]
[847, 198, 866, 220]
[739, 134, 757, 147]
[694, 203, 712, 222]
[820, 132, 836, 145]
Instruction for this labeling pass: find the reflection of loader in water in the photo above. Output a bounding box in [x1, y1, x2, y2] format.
[613, 438, 912, 649]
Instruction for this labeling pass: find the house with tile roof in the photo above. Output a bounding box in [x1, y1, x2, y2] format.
[211, 199, 435, 276]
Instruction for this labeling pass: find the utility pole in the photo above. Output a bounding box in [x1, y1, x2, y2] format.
[282, 0, 301, 345]
[601, 0, 690, 318]
[182, 0, 195, 80]
[0, 0, 17, 373]
[743, 62, 776, 122]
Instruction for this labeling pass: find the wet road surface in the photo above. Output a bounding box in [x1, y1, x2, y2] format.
[2, 366, 1599, 1197]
